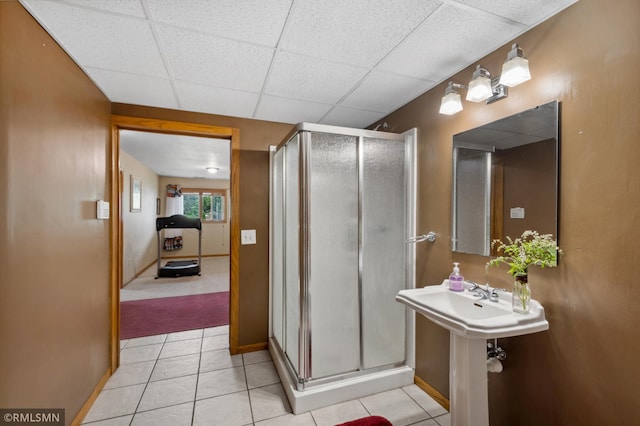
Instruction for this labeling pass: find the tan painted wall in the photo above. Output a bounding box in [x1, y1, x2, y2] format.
[120, 151, 160, 283]
[0, 2, 111, 423]
[158, 176, 231, 258]
[380, 0, 640, 423]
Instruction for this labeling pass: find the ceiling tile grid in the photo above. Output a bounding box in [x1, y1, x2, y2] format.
[320, 107, 388, 129]
[175, 81, 259, 119]
[22, 0, 169, 78]
[279, 0, 444, 68]
[255, 96, 333, 124]
[20, 0, 578, 129]
[156, 25, 275, 92]
[377, 3, 525, 82]
[341, 70, 434, 113]
[146, 0, 293, 48]
[264, 51, 370, 104]
[87, 67, 178, 109]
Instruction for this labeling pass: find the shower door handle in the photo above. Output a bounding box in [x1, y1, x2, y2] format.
[406, 232, 436, 243]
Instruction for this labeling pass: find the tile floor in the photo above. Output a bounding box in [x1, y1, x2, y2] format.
[82, 325, 450, 426]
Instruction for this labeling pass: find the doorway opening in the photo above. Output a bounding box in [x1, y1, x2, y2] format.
[109, 116, 240, 372]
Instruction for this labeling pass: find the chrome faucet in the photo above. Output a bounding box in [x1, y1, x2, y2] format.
[466, 281, 500, 302]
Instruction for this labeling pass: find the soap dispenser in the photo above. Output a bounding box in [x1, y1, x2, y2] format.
[449, 262, 464, 292]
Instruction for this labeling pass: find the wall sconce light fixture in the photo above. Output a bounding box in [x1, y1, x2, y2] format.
[206, 167, 219, 174]
[439, 43, 531, 115]
[438, 82, 464, 115]
[499, 43, 531, 87]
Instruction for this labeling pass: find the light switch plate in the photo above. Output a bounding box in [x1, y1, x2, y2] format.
[241, 229, 257, 245]
[97, 200, 110, 219]
[510, 207, 525, 219]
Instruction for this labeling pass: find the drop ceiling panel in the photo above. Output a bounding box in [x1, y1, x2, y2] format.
[176, 82, 259, 119]
[265, 51, 369, 104]
[22, 0, 168, 78]
[146, 0, 292, 47]
[281, 0, 442, 67]
[378, 3, 525, 82]
[158, 25, 274, 91]
[320, 107, 387, 129]
[87, 68, 178, 109]
[61, 0, 148, 18]
[454, 0, 578, 25]
[342, 71, 434, 113]
[255, 96, 332, 124]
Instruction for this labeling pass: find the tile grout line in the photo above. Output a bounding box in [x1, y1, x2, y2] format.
[191, 329, 205, 426]
[241, 352, 257, 425]
[130, 333, 168, 420]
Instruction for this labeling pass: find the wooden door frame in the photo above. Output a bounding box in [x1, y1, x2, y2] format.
[109, 115, 241, 371]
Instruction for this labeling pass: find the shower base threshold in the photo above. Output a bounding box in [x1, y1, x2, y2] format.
[269, 338, 415, 414]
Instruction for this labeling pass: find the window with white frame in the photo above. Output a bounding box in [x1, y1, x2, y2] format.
[182, 189, 226, 223]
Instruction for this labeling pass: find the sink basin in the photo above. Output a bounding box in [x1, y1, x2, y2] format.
[396, 281, 548, 338]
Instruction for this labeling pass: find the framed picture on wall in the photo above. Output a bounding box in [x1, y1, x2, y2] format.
[156, 197, 161, 215]
[130, 175, 141, 212]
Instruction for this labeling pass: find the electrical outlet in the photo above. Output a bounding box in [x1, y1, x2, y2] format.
[241, 229, 256, 245]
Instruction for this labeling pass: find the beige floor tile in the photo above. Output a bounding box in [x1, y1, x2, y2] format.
[131, 402, 193, 426]
[311, 399, 369, 426]
[150, 353, 200, 382]
[158, 338, 201, 359]
[254, 412, 316, 426]
[196, 367, 247, 400]
[193, 391, 253, 426]
[137, 375, 197, 412]
[104, 361, 155, 389]
[200, 348, 243, 373]
[249, 383, 291, 422]
[359, 388, 429, 426]
[119, 344, 162, 365]
[402, 384, 448, 417]
[126, 334, 167, 348]
[201, 334, 228, 352]
[165, 329, 204, 342]
[434, 413, 451, 426]
[243, 349, 271, 365]
[245, 361, 280, 389]
[81, 415, 133, 425]
[83, 384, 146, 423]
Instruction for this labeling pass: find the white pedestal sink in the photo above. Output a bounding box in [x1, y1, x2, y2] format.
[396, 281, 549, 426]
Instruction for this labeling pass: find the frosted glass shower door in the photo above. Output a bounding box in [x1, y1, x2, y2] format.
[307, 132, 360, 379]
[361, 137, 407, 369]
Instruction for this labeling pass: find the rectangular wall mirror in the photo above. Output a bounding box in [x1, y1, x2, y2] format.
[452, 100, 559, 256]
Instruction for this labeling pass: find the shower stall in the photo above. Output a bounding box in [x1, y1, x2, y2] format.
[269, 123, 417, 413]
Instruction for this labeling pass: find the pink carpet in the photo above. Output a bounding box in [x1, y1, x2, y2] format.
[120, 292, 229, 339]
[337, 416, 392, 426]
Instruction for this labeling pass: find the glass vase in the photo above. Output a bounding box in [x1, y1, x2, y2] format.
[512, 274, 531, 314]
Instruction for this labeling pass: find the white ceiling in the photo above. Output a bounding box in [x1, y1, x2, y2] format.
[120, 130, 231, 180]
[20, 0, 576, 179]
